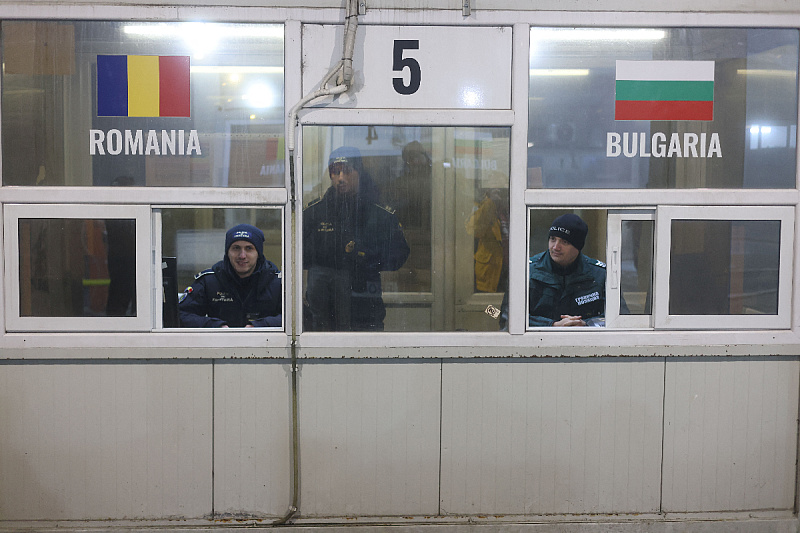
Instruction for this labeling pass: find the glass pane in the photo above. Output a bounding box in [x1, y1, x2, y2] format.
[621, 219, 654, 315]
[161, 208, 283, 328]
[19, 218, 136, 317]
[528, 27, 798, 188]
[2, 21, 284, 187]
[302, 125, 510, 332]
[527, 209, 607, 327]
[669, 220, 780, 315]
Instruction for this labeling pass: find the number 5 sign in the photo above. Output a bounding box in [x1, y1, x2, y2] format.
[302, 25, 512, 109]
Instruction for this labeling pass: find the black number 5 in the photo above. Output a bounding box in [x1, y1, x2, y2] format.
[393, 40, 420, 95]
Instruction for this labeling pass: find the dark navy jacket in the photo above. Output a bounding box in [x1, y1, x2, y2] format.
[178, 257, 282, 328]
[303, 178, 410, 331]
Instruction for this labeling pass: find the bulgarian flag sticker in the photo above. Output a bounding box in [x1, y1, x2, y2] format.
[615, 60, 715, 121]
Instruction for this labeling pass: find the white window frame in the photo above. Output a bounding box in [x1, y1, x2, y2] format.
[654, 205, 794, 330]
[3, 204, 152, 332]
[606, 209, 656, 329]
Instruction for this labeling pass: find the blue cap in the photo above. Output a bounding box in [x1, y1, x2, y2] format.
[328, 146, 363, 174]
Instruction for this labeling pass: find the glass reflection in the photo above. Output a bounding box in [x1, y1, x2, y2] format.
[669, 220, 780, 315]
[2, 20, 285, 187]
[19, 218, 136, 317]
[528, 27, 798, 189]
[302, 126, 511, 332]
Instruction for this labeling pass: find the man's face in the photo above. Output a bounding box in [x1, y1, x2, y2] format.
[548, 235, 580, 267]
[329, 161, 360, 196]
[228, 240, 259, 278]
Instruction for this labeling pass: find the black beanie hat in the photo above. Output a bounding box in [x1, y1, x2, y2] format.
[549, 214, 588, 251]
[225, 224, 264, 258]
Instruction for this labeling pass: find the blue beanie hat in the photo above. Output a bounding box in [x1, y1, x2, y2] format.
[225, 224, 264, 258]
[328, 146, 364, 175]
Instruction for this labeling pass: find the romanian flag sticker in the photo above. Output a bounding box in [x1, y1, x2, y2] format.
[97, 55, 191, 117]
[615, 60, 714, 121]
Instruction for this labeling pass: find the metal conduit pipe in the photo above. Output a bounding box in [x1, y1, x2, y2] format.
[276, 0, 360, 525]
[339, 0, 359, 86]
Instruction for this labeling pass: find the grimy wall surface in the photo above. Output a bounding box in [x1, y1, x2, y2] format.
[1, 1, 800, 532]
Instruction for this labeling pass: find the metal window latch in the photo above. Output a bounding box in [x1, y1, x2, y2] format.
[359, 0, 366, 15]
[462, 0, 471, 16]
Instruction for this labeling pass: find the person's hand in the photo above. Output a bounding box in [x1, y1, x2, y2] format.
[553, 315, 586, 327]
[245, 324, 254, 328]
[220, 325, 229, 328]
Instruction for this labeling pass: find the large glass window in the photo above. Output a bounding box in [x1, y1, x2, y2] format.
[1, 21, 285, 187]
[528, 27, 799, 188]
[302, 125, 510, 332]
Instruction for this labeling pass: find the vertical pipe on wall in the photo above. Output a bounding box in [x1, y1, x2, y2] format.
[280, 2, 361, 523]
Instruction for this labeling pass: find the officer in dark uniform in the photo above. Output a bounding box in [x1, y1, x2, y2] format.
[528, 213, 606, 327]
[303, 146, 410, 331]
[178, 224, 282, 328]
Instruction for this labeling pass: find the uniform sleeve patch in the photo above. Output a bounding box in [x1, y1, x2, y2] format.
[595, 260, 606, 268]
[178, 286, 192, 303]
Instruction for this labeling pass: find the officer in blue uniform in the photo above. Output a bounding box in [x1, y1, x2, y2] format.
[179, 224, 282, 328]
[528, 213, 606, 327]
[303, 146, 410, 331]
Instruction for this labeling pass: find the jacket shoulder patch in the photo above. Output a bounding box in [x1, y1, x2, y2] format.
[595, 260, 606, 268]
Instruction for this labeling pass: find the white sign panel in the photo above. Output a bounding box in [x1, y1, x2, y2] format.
[302, 25, 512, 109]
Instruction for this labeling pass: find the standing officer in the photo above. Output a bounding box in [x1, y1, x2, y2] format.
[303, 146, 410, 331]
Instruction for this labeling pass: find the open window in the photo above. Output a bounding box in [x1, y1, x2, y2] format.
[154, 206, 284, 330]
[3, 204, 151, 331]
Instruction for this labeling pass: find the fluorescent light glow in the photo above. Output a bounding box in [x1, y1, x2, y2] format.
[737, 68, 797, 78]
[190, 66, 284, 74]
[124, 23, 283, 39]
[750, 125, 760, 135]
[531, 28, 666, 42]
[529, 68, 590, 77]
[242, 82, 275, 108]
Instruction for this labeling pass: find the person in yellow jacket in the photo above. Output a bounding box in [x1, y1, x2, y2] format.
[466, 172, 509, 293]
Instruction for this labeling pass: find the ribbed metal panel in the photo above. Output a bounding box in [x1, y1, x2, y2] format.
[0, 362, 213, 520]
[662, 359, 799, 512]
[440, 360, 665, 515]
[297, 362, 441, 516]
[213, 361, 292, 517]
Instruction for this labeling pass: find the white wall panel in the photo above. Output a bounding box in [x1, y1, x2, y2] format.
[213, 361, 292, 517]
[440, 361, 664, 515]
[298, 363, 441, 516]
[0, 362, 212, 520]
[662, 359, 799, 512]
